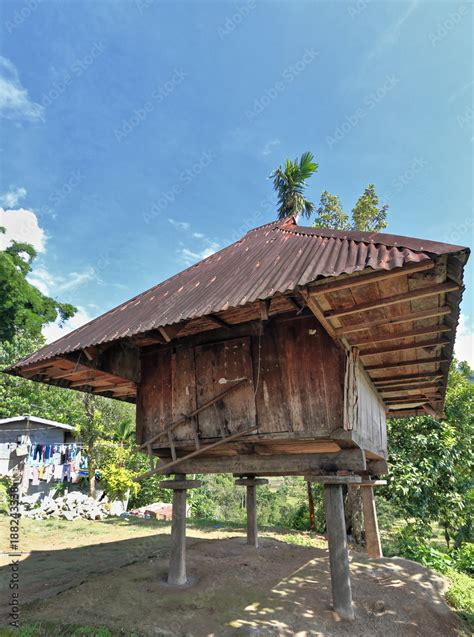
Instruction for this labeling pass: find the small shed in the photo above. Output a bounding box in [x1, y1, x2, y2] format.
[0, 415, 76, 496]
[4, 217, 469, 620]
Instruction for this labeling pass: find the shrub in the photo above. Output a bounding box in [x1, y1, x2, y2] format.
[445, 569, 474, 627]
[0, 476, 12, 513]
[452, 542, 474, 576]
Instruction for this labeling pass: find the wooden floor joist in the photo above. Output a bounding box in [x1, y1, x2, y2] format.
[325, 282, 459, 320]
[366, 357, 449, 371]
[359, 337, 449, 357]
[372, 372, 444, 384]
[309, 260, 435, 295]
[334, 306, 451, 336]
[350, 324, 451, 346]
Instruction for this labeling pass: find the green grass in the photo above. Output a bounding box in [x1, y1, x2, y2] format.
[445, 569, 474, 628]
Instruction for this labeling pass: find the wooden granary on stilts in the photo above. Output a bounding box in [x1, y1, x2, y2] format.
[6, 217, 469, 620]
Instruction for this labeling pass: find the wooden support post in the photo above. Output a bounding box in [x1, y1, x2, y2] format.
[161, 474, 201, 586]
[324, 483, 354, 620]
[359, 481, 386, 559]
[235, 477, 268, 548]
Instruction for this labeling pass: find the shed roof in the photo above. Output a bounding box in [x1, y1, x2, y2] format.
[0, 416, 75, 431]
[7, 217, 468, 369]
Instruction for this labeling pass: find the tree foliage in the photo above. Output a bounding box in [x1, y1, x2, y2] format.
[0, 234, 76, 342]
[384, 362, 474, 547]
[313, 184, 388, 232]
[271, 152, 318, 220]
[351, 183, 389, 232]
[313, 191, 349, 230]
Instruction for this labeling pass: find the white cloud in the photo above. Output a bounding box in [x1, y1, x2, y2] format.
[0, 207, 46, 252]
[0, 57, 44, 121]
[454, 313, 474, 368]
[1, 186, 27, 208]
[27, 265, 96, 296]
[261, 139, 280, 156]
[42, 306, 93, 344]
[178, 246, 218, 266]
[168, 217, 190, 231]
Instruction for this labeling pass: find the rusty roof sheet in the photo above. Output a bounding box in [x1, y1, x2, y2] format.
[9, 217, 469, 369]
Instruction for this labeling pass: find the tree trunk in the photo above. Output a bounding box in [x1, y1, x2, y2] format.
[307, 481, 316, 531]
[345, 485, 364, 546]
[88, 446, 96, 499]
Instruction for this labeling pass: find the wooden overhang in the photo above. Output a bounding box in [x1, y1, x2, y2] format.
[4, 217, 469, 418]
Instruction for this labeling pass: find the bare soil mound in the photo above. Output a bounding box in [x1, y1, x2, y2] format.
[1, 532, 465, 636]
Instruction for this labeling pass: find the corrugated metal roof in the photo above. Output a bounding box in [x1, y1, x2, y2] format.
[0, 416, 75, 431]
[9, 217, 469, 369]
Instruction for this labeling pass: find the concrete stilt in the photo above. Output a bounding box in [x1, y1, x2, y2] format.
[161, 474, 201, 586]
[360, 483, 383, 558]
[235, 476, 268, 547]
[323, 482, 355, 620]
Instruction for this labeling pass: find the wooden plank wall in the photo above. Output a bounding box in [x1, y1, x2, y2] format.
[136, 314, 346, 446]
[353, 365, 387, 458]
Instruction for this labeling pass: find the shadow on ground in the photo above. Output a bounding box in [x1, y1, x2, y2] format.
[0, 531, 465, 636]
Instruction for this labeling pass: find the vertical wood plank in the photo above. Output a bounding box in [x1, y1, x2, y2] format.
[361, 485, 382, 559]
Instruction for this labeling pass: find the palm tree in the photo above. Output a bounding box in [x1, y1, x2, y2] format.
[270, 151, 318, 220]
[113, 417, 135, 445]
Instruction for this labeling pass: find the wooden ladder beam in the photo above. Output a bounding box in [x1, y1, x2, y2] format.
[135, 425, 258, 481]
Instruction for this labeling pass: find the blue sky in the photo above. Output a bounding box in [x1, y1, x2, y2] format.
[0, 0, 472, 362]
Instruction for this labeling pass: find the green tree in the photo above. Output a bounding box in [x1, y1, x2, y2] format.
[75, 401, 106, 498]
[313, 191, 350, 230]
[351, 183, 388, 232]
[0, 332, 86, 422]
[271, 152, 318, 220]
[384, 362, 474, 548]
[0, 234, 76, 342]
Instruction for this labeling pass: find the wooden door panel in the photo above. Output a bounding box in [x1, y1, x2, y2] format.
[194, 337, 256, 439]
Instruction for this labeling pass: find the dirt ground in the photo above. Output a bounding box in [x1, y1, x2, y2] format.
[0, 516, 467, 636]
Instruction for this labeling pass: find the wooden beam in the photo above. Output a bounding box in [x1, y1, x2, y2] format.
[387, 409, 427, 417]
[145, 449, 367, 476]
[422, 404, 438, 418]
[325, 282, 460, 320]
[310, 260, 435, 296]
[208, 314, 232, 329]
[366, 357, 449, 371]
[323, 484, 354, 620]
[359, 337, 449, 357]
[334, 306, 451, 336]
[82, 346, 98, 361]
[136, 425, 259, 480]
[301, 288, 339, 340]
[157, 324, 182, 343]
[259, 299, 270, 321]
[350, 324, 451, 346]
[380, 382, 441, 394]
[372, 372, 444, 384]
[385, 395, 441, 405]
